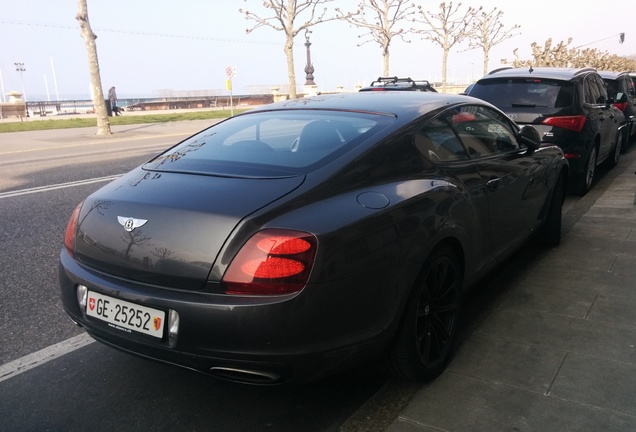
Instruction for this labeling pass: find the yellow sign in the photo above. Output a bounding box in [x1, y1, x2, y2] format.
[226, 79, 232, 91]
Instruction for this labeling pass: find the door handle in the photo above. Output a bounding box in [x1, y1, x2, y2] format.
[486, 178, 501, 191]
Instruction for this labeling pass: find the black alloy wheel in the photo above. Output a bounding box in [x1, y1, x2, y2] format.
[386, 245, 462, 381]
[606, 129, 623, 168]
[541, 173, 564, 247]
[573, 146, 597, 196]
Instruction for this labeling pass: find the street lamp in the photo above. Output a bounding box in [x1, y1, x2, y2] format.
[304, 29, 316, 86]
[14, 62, 27, 102]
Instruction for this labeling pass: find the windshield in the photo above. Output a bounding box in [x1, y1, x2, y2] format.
[144, 110, 393, 177]
[470, 78, 574, 109]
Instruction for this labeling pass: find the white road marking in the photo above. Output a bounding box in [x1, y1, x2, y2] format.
[0, 175, 121, 200]
[0, 333, 94, 383]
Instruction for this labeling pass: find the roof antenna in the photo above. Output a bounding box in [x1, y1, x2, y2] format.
[529, 66, 534, 73]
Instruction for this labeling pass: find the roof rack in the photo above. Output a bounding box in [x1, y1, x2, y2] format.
[487, 67, 513, 75]
[573, 67, 597, 76]
[369, 76, 433, 87]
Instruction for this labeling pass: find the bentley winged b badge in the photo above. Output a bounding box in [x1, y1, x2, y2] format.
[117, 216, 148, 232]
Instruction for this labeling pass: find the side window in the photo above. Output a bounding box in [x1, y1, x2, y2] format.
[414, 117, 469, 162]
[593, 75, 608, 103]
[584, 75, 601, 105]
[584, 74, 607, 105]
[444, 106, 520, 158]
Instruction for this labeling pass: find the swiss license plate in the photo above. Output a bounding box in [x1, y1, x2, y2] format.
[86, 291, 165, 339]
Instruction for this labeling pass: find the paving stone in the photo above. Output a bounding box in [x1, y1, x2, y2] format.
[449, 334, 566, 394]
[587, 294, 636, 327]
[388, 373, 636, 432]
[495, 281, 596, 318]
[550, 353, 636, 417]
[475, 308, 636, 365]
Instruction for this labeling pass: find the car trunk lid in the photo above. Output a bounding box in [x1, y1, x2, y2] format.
[73, 169, 304, 290]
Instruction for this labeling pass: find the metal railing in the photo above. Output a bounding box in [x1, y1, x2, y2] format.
[24, 95, 274, 117]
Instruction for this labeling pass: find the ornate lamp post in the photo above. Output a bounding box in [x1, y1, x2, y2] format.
[304, 29, 316, 86]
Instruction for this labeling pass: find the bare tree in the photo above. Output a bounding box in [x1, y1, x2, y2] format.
[413, 2, 478, 92]
[239, 0, 352, 99]
[503, 38, 636, 71]
[76, 0, 111, 135]
[335, 0, 418, 76]
[466, 7, 520, 76]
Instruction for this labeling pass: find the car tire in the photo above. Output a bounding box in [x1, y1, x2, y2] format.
[572, 146, 597, 196]
[605, 129, 623, 168]
[622, 123, 632, 153]
[541, 174, 564, 247]
[384, 245, 462, 381]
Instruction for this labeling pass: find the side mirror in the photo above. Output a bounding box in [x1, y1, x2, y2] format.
[517, 125, 541, 151]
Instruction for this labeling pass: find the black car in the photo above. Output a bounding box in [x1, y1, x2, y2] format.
[599, 70, 636, 150]
[359, 76, 437, 92]
[468, 67, 625, 195]
[60, 92, 567, 385]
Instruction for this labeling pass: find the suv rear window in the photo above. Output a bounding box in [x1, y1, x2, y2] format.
[470, 78, 575, 109]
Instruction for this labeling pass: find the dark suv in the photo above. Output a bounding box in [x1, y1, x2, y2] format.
[359, 76, 437, 92]
[468, 67, 625, 195]
[599, 70, 635, 151]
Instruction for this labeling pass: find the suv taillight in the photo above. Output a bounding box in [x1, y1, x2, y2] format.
[222, 229, 317, 295]
[542, 115, 586, 133]
[613, 102, 627, 112]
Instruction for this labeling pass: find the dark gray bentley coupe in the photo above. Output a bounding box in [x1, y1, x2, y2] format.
[60, 91, 568, 384]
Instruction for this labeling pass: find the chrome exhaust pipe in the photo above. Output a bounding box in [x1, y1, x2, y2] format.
[210, 366, 282, 385]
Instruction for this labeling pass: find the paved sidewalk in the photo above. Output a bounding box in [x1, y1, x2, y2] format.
[386, 152, 636, 431]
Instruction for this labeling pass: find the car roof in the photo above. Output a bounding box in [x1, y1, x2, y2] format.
[480, 66, 597, 81]
[598, 70, 630, 80]
[248, 91, 473, 120]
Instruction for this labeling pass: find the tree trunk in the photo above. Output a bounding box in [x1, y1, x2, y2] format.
[76, 0, 111, 135]
[383, 43, 390, 76]
[441, 48, 449, 93]
[482, 53, 489, 76]
[285, 33, 297, 99]
[482, 41, 491, 76]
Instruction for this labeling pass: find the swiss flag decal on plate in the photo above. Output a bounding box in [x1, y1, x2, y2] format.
[89, 297, 95, 311]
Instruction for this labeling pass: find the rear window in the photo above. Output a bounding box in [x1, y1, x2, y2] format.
[470, 78, 574, 109]
[144, 111, 392, 177]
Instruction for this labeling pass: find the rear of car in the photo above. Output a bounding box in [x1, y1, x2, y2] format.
[468, 67, 623, 195]
[58, 92, 568, 385]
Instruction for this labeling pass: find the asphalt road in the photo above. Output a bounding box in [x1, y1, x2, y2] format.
[0, 121, 388, 432]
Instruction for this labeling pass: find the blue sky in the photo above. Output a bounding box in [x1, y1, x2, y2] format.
[0, 0, 633, 101]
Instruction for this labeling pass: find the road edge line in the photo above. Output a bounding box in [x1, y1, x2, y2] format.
[0, 333, 94, 383]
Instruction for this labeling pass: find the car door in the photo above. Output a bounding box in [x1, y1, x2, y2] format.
[445, 105, 550, 260]
[584, 73, 615, 161]
[413, 113, 494, 274]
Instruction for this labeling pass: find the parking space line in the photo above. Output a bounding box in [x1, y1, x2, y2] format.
[0, 333, 94, 383]
[0, 175, 121, 199]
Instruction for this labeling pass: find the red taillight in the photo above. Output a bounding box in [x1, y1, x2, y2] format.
[613, 102, 627, 112]
[222, 229, 317, 295]
[542, 115, 586, 133]
[64, 203, 82, 257]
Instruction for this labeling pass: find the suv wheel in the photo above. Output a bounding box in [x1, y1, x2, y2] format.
[573, 146, 597, 196]
[623, 123, 632, 153]
[606, 129, 623, 169]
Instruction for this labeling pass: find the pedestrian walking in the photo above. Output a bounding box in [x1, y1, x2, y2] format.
[108, 86, 121, 116]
